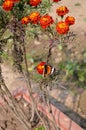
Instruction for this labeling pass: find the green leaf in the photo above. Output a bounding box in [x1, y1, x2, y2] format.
[84, 18, 86, 22]
[34, 126, 45, 130]
[79, 75, 85, 82]
[58, 44, 63, 50]
[74, 3, 81, 6]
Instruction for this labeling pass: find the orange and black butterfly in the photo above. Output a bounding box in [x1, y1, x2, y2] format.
[43, 64, 55, 77]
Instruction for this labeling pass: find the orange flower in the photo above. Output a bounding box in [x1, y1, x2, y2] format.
[29, 12, 40, 24]
[7, 0, 20, 2]
[56, 6, 69, 17]
[12, 0, 20, 2]
[56, 21, 69, 34]
[29, 0, 41, 6]
[65, 16, 75, 26]
[2, 0, 14, 11]
[36, 62, 46, 74]
[21, 16, 29, 24]
[53, 0, 61, 2]
[39, 15, 54, 29]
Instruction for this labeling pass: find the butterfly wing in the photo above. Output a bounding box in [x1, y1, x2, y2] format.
[43, 65, 55, 77]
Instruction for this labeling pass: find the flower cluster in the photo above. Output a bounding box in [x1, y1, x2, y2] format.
[21, 12, 41, 25]
[2, 0, 54, 29]
[2, 0, 41, 11]
[2, 0, 75, 34]
[21, 4, 75, 34]
[56, 6, 75, 34]
[21, 13, 54, 29]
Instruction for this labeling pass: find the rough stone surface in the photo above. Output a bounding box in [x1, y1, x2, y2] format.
[79, 91, 86, 115]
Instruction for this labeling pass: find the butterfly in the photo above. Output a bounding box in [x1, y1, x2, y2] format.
[43, 64, 55, 77]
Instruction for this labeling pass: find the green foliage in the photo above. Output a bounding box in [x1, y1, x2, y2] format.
[26, 24, 41, 39]
[84, 18, 86, 22]
[58, 44, 63, 50]
[0, 51, 12, 64]
[0, 7, 10, 29]
[74, 2, 81, 6]
[32, 73, 43, 82]
[59, 59, 86, 88]
[0, 51, 8, 60]
[34, 126, 45, 130]
[37, 0, 52, 14]
[74, 61, 86, 82]
[11, 0, 52, 20]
